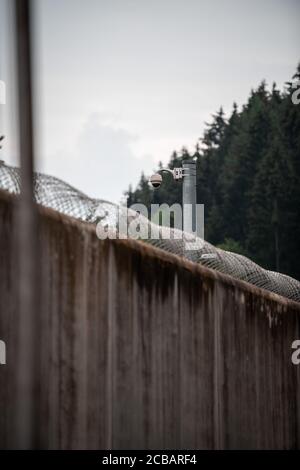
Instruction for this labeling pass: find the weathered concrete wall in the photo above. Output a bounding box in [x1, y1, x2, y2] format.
[0, 190, 300, 449]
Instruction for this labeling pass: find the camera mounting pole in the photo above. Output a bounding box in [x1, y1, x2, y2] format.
[149, 158, 197, 235]
[182, 159, 197, 234]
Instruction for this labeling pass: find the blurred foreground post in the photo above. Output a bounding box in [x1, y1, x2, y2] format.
[11, 0, 40, 449]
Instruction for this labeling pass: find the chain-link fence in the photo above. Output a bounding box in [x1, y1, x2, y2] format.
[1, 160, 299, 303]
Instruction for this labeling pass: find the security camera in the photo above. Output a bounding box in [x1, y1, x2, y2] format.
[149, 173, 162, 189]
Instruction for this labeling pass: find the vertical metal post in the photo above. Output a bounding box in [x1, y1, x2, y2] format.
[12, 0, 39, 449]
[182, 159, 197, 235]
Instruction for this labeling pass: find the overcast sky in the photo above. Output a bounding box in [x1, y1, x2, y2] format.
[0, 0, 299, 202]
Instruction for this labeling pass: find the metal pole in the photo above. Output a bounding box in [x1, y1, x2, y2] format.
[182, 159, 197, 235]
[12, 0, 39, 449]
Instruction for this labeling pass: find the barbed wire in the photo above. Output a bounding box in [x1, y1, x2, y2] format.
[1, 161, 299, 303]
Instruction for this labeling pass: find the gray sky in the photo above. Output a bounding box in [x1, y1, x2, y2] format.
[0, 0, 299, 202]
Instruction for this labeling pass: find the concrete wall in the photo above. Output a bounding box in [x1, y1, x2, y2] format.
[0, 190, 300, 449]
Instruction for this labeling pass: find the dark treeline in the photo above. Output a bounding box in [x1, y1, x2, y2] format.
[125, 65, 300, 281]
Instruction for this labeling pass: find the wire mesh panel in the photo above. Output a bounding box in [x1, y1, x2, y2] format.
[1, 160, 299, 303]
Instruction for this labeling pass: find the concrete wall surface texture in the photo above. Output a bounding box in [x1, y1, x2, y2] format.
[0, 190, 300, 449]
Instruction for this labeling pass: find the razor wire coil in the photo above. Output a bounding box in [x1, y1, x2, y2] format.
[1, 161, 299, 303]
